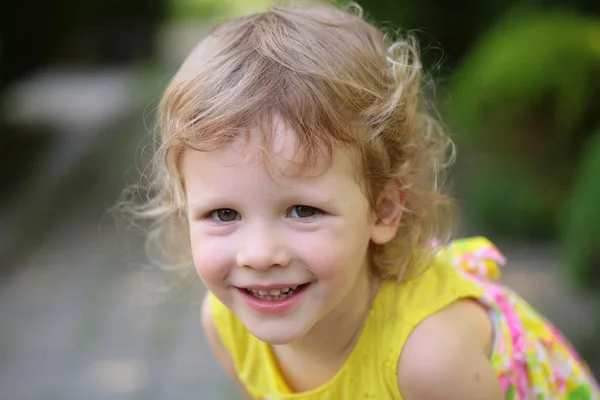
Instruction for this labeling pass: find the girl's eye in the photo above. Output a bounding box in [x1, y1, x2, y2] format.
[210, 208, 239, 222]
[288, 205, 319, 219]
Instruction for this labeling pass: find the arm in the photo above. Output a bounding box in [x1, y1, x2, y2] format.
[201, 293, 254, 400]
[398, 300, 504, 400]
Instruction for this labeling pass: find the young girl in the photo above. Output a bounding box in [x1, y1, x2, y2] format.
[141, 1, 599, 398]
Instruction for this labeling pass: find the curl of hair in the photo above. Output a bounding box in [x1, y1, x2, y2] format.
[122, 0, 457, 284]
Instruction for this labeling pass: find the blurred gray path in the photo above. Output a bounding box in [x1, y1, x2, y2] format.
[0, 204, 236, 400]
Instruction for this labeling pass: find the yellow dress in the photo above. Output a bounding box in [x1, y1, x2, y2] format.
[209, 237, 599, 399]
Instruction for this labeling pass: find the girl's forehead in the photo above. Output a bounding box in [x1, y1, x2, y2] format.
[186, 119, 360, 181]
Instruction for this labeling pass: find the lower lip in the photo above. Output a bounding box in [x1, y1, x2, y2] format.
[238, 285, 309, 314]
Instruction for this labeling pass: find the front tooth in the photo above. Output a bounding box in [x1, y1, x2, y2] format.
[269, 289, 281, 296]
[258, 289, 269, 295]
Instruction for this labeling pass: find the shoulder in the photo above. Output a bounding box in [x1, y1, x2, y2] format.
[397, 299, 503, 400]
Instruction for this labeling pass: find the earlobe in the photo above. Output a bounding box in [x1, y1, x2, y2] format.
[370, 186, 407, 245]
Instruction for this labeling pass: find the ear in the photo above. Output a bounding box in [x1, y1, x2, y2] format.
[370, 181, 407, 245]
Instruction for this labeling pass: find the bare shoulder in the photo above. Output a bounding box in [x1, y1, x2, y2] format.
[397, 299, 503, 400]
[201, 293, 253, 400]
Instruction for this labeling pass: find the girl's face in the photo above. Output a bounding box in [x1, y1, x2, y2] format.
[182, 125, 381, 345]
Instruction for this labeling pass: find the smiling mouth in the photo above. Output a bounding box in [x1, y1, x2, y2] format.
[241, 283, 310, 301]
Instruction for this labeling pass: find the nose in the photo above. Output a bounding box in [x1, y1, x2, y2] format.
[235, 223, 290, 270]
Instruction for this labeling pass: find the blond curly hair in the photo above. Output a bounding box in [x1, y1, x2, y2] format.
[127, 0, 456, 283]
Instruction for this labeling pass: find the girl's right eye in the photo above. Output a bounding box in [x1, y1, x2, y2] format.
[209, 209, 240, 222]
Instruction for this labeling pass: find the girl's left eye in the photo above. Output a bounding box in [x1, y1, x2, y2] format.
[209, 208, 240, 222]
[288, 205, 320, 219]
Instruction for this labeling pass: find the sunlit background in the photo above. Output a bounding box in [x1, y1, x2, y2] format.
[1, 0, 599, 398]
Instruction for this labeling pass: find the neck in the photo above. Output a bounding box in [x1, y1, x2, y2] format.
[273, 268, 377, 363]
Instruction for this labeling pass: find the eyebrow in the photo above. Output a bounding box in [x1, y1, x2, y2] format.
[278, 190, 339, 208]
[188, 195, 234, 219]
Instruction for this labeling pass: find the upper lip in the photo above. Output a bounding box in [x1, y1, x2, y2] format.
[237, 283, 308, 290]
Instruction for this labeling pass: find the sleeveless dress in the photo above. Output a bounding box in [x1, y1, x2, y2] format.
[209, 237, 600, 399]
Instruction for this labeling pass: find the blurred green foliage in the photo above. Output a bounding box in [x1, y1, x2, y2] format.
[448, 9, 600, 150]
[356, 0, 513, 70]
[167, 0, 272, 20]
[358, 0, 600, 70]
[563, 130, 600, 289]
[446, 7, 600, 260]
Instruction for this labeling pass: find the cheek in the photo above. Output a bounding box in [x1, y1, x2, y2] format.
[292, 227, 369, 280]
[189, 232, 231, 286]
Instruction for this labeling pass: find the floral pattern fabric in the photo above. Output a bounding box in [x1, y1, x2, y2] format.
[441, 237, 600, 399]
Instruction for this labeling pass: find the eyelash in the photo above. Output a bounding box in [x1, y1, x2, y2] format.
[287, 205, 321, 219]
[206, 205, 323, 223]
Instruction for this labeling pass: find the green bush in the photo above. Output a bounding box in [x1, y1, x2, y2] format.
[449, 9, 600, 142]
[447, 8, 600, 238]
[563, 128, 600, 289]
[458, 154, 556, 238]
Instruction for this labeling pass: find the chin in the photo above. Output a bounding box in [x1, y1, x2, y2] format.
[244, 318, 309, 345]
